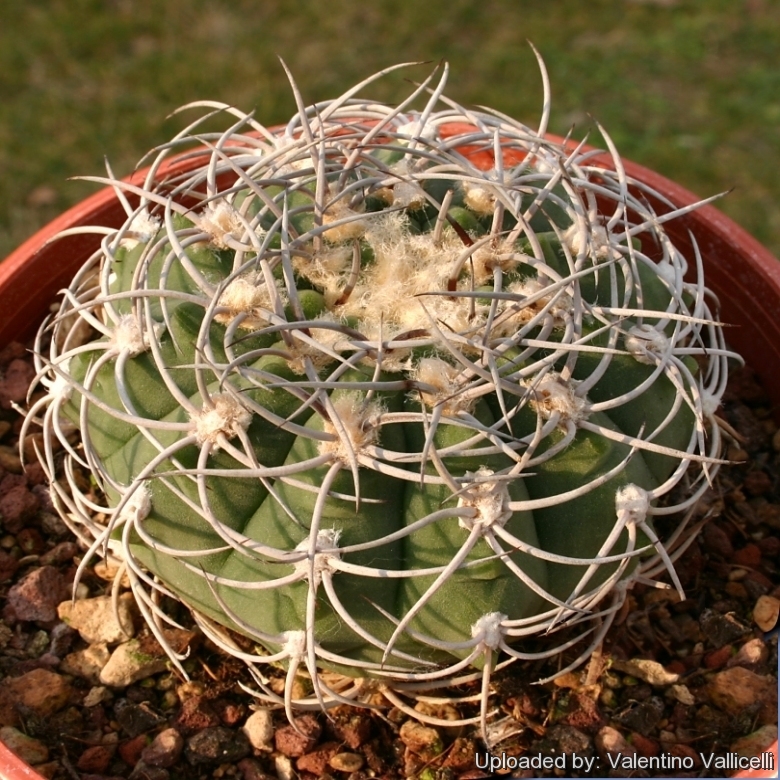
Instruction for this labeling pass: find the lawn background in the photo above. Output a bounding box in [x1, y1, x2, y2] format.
[1, 0, 778, 262]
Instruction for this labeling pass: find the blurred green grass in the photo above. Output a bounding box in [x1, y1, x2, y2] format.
[1, 0, 778, 260]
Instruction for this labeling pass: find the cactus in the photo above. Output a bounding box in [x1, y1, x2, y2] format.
[24, 57, 736, 736]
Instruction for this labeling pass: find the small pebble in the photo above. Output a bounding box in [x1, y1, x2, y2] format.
[57, 593, 136, 644]
[274, 715, 321, 758]
[0, 726, 49, 765]
[727, 637, 769, 668]
[185, 726, 251, 765]
[243, 709, 274, 751]
[5, 565, 68, 623]
[708, 666, 774, 715]
[329, 751, 364, 772]
[76, 744, 114, 774]
[99, 639, 169, 687]
[141, 727, 184, 768]
[296, 741, 339, 775]
[595, 725, 632, 762]
[0, 668, 72, 727]
[610, 658, 679, 686]
[60, 643, 111, 684]
[753, 594, 780, 631]
[398, 720, 443, 761]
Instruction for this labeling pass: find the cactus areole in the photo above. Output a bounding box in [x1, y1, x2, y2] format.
[25, 58, 736, 731]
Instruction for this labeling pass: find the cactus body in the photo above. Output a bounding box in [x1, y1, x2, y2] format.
[26, 60, 735, 731]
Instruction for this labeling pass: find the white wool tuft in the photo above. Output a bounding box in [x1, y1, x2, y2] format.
[457, 467, 512, 532]
[615, 483, 650, 525]
[322, 198, 369, 244]
[119, 211, 161, 249]
[191, 393, 252, 447]
[197, 200, 245, 248]
[109, 314, 151, 357]
[118, 485, 152, 524]
[625, 324, 669, 365]
[526, 372, 588, 423]
[216, 274, 278, 329]
[414, 357, 474, 414]
[471, 611, 507, 650]
[319, 394, 384, 464]
[292, 529, 342, 586]
[462, 182, 496, 216]
[562, 220, 618, 261]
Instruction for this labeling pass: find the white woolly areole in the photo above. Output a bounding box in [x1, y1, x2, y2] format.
[457, 467, 512, 532]
[526, 372, 588, 423]
[191, 393, 252, 447]
[700, 389, 720, 417]
[471, 612, 507, 650]
[533, 147, 560, 175]
[196, 200, 244, 248]
[469, 240, 520, 286]
[332, 211, 476, 341]
[387, 160, 427, 209]
[625, 324, 669, 365]
[562, 221, 617, 261]
[322, 196, 369, 244]
[119, 211, 161, 249]
[319, 394, 384, 464]
[656, 261, 677, 285]
[118, 485, 152, 524]
[109, 314, 151, 357]
[496, 275, 573, 332]
[285, 314, 350, 374]
[49, 358, 73, 401]
[293, 529, 342, 585]
[282, 630, 306, 656]
[216, 275, 277, 329]
[615, 483, 650, 525]
[462, 181, 496, 216]
[414, 357, 474, 414]
[395, 120, 437, 142]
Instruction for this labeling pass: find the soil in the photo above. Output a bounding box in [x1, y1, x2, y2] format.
[0, 339, 777, 780]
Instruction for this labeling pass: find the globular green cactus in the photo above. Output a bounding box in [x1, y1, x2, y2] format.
[25, 58, 735, 735]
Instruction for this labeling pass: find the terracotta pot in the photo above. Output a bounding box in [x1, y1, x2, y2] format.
[0, 131, 776, 779]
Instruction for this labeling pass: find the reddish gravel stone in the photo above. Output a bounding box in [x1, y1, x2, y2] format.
[213, 698, 245, 727]
[296, 741, 340, 775]
[629, 731, 660, 758]
[668, 742, 701, 767]
[733, 543, 762, 568]
[0, 483, 40, 533]
[704, 644, 733, 670]
[743, 469, 772, 496]
[141, 727, 184, 768]
[16, 527, 44, 555]
[39, 540, 79, 566]
[0, 358, 35, 409]
[702, 522, 734, 558]
[172, 695, 220, 736]
[6, 565, 69, 622]
[76, 745, 115, 774]
[758, 535, 780, 558]
[0, 342, 28, 368]
[274, 714, 322, 757]
[0, 550, 19, 582]
[326, 706, 373, 749]
[0, 668, 72, 727]
[118, 734, 148, 767]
